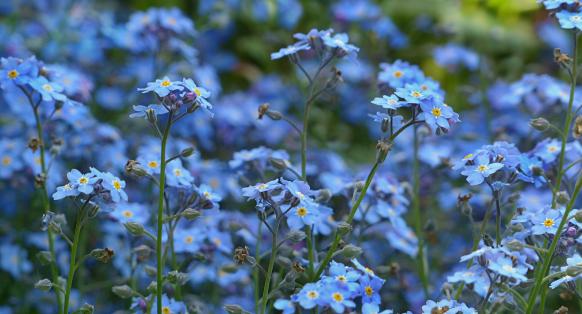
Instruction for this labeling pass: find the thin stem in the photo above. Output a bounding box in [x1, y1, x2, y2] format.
[306, 226, 315, 277]
[259, 220, 279, 314]
[494, 191, 502, 247]
[412, 124, 429, 297]
[551, 32, 579, 208]
[254, 221, 263, 314]
[22, 86, 62, 314]
[63, 197, 92, 314]
[156, 113, 173, 314]
[526, 174, 582, 313]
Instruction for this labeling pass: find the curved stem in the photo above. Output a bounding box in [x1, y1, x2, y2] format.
[23, 86, 62, 313]
[156, 113, 173, 314]
[412, 125, 429, 297]
[259, 220, 279, 314]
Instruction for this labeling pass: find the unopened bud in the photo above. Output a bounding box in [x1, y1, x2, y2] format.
[233, 246, 250, 265]
[556, 191, 570, 205]
[258, 103, 269, 119]
[167, 270, 189, 285]
[224, 304, 248, 314]
[28, 138, 40, 152]
[530, 117, 550, 131]
[36, 251, 53, 265]
[269, 158, 288, 170]
[124, 222, 145, 236]
[287, 230, 306, 243]
[87, 202, 100, 218]
[112, 285, 135, 299]
[133, 244, 152, 261]
[505, 239, 525, 251]
[316, 189, 332, 203]
[376, 140, 392, 163]
[566, 265, 582, 277]
[336, 244, 363, 259]
[144, 265, 157, 277]
[181, 147, 195, 158]
[145, 108, 157, 124]
[77, 303, 94, 314]
[35, 279, 53, 291]
[125, 160, 148, 177]
[266, 110, 282, 120]
[337, 222, 352, 236]
[573, 115, 582, 139]
[181, 208, 201, 220]
[554, 48, 572, 65]
[90, 248, 114, 263]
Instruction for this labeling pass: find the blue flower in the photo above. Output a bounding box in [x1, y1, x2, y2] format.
[550, 254, 582, 289]
[322, 33, 359, 57]
[138, 76, 183, 97]
[166, 161, 194, 187]
[460, 154, 504, 185]
[150, 294, 187, 314]
[556, 10, 582, 30]
[371, 95, 404, 110]
[271, 43, 310, 60]
[322, 287, 355, 313]
[110, 202, 150, 225]
[0, 56, 39, 88]
[101, 172, 128, 202]
[359, 275, 384, 305]
[30, 76, 67, 102]
[181, 78, 213, 117]
[328, 261, 360, 293]
[530, 207, 563, 235]
[174, 226, 205, 253]
[67, 169, 98, 194]
[421, 299, 477, 314]
[418, 98, 457, 132]
[274, 299, 296, 314]
[378, 60, 424, 89]
[296, 283, 322, 309]
[362, 303, 393, 314]
[129, 104, 169, 119]
[541, 0, 576, 10]
[0, 242, 32, 278]
[487, 255, 528, 283]
[395, 83, 431, 104]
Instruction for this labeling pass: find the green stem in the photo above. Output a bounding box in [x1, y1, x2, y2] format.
[254, 221, 263, 314]
[156, 113, 173, 314]
[551, 32, 578, 208]
[306, 226, 315, 277]
[259, 222, 279, 314]
[26, 88, 62, 313]
[314, 161, 379, 279]
[526, 175, 582, 314]
[494, 192, 502, 247]
[63, 198, 91, 313]
[412, 126, 429, 297]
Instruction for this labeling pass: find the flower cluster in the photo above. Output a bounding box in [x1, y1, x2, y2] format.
[53, 167, 127, 203]
[271, 28, 359, 60]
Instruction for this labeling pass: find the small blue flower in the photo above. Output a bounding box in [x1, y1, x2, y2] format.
[0, 242, 32, 278]
[273, 299, 296, 314]
[395, 83, 430, 104]
[418, 98, 456, 132]
[174, 226, 205, 253]
[271, 43, 310, 60]
[556, 10, 582, 30]
[30, 76, 67, 102]
[371, 95, 404, 110]
[487, 255, 528, 283]
[550, 254, 582, 289]
[296, 283, 322, 309]
[530, 207, 563, 235]
[322, 33, 359, 57]
[0, 56, 39, 88]
[181, 78, 213, 117]
[67, 169, 98, 195]
[359, 275, 384, 305]
[323, 287, 355, 313]
[129, 104, 169, 119]
[110, 202, 150, 225]
[460, 154, 504, 185]
[138, 76, 183, 97]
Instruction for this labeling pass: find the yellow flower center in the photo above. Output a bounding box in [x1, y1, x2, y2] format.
[194, 88, 201, 96]
[477, 165, 488, 173]
[162, 306, 171, 314]
[336, 275, 347, 283]
[203, 191, 210, 198]
[79, 177, 89, 184]
[502, 264, 515, 273]
[113, 180, 122, 190]
[365, 286, 374, 296]
[393, 70, 403, 78]
[463, 153, 473, 160]
[213, 237, 222, 246]
[2, 156, 11, 166]
[431, 107, 442, 118]
[184, 235, 194, 244]
[547, 145, 558, 153]
[307, 290, 318, 299]
[297, 207, 308, 217]
[122, 210, 133, 218]
[332, 292, 344, 302]
[173, 169, 182, 177]
[160, 80, 171, 87]
[543, 218, 555, 228]
[365, 267, 375, 276]
[147, 161, 158, 169]
[167, 17, 177, 25]
[7, 70, 19, 79]
[42, 83, 53, 92]
[258, 183, 268, 190]
[411, 90, 422, 98]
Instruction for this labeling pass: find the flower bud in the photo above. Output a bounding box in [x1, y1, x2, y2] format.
[482, 234, 494, 247]
[147, 281, 157, 294]
[530, 117, 550, 131]
[36, 251, 53, 265]
[287, 230, 306, 243]
[566, 226, 577, 237]
[554, 48, 572, 65]
[336, 244, 363, 259]
[90, 248, 114, 263]
[144, 265, 157, 277]
[180, 147, 195, 158]
[181, 208, 201, 220]
[112, 285, 135, 299]
[269, 157, 288, 170]
[48, 221, 62, 235]
[337, 222, 352, 236]
[556, 191, 570, 205]
[566, 265, 582, 277]
[573, 115, 582, 139]
[77, 303, 94, 314]
[316, 189, 332, 203]
[233, 246, 250, 265]
[505, 239, 524, 251]
[575, 210, 582, 223]
[35, 279, 53, 291]
[145, 108, 157, 124]
[376, 140, 392, 163]
[167, 270, 189, 285]
[224, 304, 248, 314]
[258, 103, 269, 119]
[133, 244, 153, 261]
[266, 110, 282, 120]
[124, 222, 145, 236]
[28, 137, 40, 152]
[125, 160, 148, 177]
[87, 202, 100, 218]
